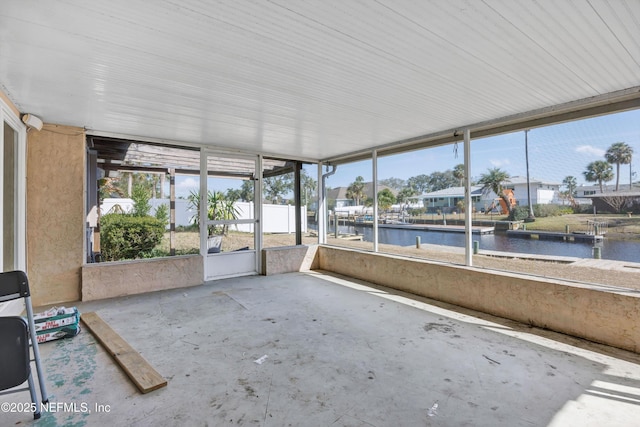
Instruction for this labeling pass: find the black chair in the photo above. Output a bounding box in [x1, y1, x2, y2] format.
[0, 317, 41, 419]
[0, 270, 49, 419]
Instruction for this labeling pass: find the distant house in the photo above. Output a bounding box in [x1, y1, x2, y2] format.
[409, 186, 489, 213]
[579, 185, 640, 213]
[326, 182, 396, 208]
[504, 176, 560, 205]
[575, 184, 617, 199]
[586, 191, 640, 214]
[408, 176, 561, 214]
[574, 184, 638, 207]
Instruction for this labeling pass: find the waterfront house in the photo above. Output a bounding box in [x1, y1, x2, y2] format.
[409, 185, 488, 213]
[505, 176, 561, 205]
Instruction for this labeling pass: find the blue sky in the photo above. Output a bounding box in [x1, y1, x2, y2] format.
[325, 109, 640, 189]
[172, 108, 639, 197]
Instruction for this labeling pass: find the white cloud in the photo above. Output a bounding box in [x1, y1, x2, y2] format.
[489, 158, 511, 167]
[575, 145, 605, 157]
[176, 177, 199, 189]
[173, 177, 199, 198]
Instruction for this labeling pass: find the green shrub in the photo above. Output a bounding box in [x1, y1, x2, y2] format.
[509, 204, 574, 220]
[100, 214, 165, 261]
[176, 224, 199, 232]
[154, 203, 169, 227]
[508, 206, 530, 221]
[575, 204, 594, 214]
[131, 184, 152, 217]
[532, 204, 573, 218]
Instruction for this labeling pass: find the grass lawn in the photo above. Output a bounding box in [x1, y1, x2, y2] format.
[158, 231, 318, 254]
[146, 222, 639, 289]
[413, 212, 640, 239]
[522, 214, 640, 238]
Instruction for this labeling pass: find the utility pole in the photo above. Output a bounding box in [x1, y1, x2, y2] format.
[525, 129, 535, 220]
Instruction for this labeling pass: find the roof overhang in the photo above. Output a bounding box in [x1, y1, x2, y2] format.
[89, 135, 296, 178]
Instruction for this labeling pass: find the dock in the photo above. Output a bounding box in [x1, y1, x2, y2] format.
[506, 230, 604, 242]
[379, 223, 495, 234]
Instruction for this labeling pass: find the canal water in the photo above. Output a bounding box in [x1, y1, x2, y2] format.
[328, 225, 640, 263]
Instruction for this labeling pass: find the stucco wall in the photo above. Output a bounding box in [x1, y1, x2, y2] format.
[27, 124, 85, 306]
[262, 245, 319, 275]
[82, 255, 203, 301]
[317, 246, 640, 354]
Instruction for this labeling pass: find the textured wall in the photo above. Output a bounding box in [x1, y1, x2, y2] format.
[261, 245, 319, 275]
[27, 124, 85, 306]
[82, 255, 203, 301]
[318, 246, 640, 354]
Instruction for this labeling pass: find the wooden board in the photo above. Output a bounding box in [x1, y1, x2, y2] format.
[81, 312, 167, 393]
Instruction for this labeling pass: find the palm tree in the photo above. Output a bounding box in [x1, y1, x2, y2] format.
[377, 188, 396, 212]
[583, 161, 614, 193]
[605, 142, 633, 191]
[300, 169, 317, 208]
[562, 176, 577, 197]
[396, 187, 417, 204]
[453, 164, 465, 186]
[188, 190, 239, 235]
[478, 168, 512, 214]
[346, 176, 366, 206]
[562, 175, 578, 208]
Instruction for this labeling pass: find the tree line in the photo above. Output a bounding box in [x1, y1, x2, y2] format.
[339, 165, 467, 212]
[341, 140, 634, 216]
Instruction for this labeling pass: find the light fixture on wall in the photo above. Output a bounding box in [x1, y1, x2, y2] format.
[21, 113, 43, 131]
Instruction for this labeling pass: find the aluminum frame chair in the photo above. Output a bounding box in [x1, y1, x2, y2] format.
[0, 317, 41, 419]
[0, 270, 49, 419]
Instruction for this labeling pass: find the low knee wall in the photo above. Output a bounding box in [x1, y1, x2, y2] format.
[317, 246, 640, 354]
[82, 255, 203, 301]
[262, 245, 319, 275]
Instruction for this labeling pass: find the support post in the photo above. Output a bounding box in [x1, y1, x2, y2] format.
[255, 155, 263, 274]
[169, 168, 176, 256]
[294, 161, 302, 245]
[160, 173, 165, 199]
[318, 163, 332, 245]
[525, 129, 535, 220]
[199, 151, 207, 266]
[464, 129, 473, 266]
[372, 150, 379, 252]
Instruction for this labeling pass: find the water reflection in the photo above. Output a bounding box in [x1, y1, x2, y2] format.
[332, 225, 639, 263]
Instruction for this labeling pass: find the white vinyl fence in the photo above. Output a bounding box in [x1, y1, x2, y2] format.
[101, 198, 306, 233]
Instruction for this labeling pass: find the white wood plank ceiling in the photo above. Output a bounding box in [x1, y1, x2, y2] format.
[1, 0, 639, 162]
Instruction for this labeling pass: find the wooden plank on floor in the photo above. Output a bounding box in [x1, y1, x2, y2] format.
[81, 312, 167, 393]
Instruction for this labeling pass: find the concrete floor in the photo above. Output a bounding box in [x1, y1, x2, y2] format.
[4, 271, 640, 426]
